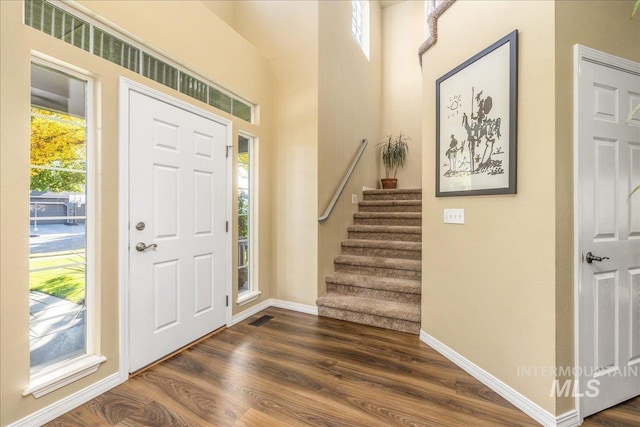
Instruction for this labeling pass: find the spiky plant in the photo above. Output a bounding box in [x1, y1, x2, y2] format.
[378, 133, 410, 178]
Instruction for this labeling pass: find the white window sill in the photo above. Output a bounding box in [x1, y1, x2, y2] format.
[23, 354, 106, 398]
[237, 290, 261, 306]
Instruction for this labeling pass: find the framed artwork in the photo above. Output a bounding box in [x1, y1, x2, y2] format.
[436, 30, 518, 197]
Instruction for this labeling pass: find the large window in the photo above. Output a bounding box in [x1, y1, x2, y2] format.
[29, 63, 91, 373]
[237, 134, 258, 304]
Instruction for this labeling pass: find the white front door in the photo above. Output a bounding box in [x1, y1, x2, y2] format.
[127, 89, 229, 372]
[577, 48, 640, 417]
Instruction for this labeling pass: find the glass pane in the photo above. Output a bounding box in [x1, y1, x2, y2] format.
[30, 267, 86, 370]
[232, 99, 252, 122]
[238, 239, 249, 268]
[142, 53, 178, 90]
[238, 214, 248, 239]
[93, 28, 140, 73]
[237, 161, 249, 190]
[238, 266, 249, 293]
[25, 0, 90, 51]
[30, 224, 86, 255]
[30, 63, 88, 372]
[238, 136, 249, 154]
[209, 87, 232, 114]
[180, 73, 208, 103]
[238, 190, 249, 216]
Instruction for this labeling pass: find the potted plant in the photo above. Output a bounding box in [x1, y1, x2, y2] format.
[377, 133, 410, 189]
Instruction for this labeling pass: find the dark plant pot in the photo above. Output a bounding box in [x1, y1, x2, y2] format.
[381, 178, 398, 189]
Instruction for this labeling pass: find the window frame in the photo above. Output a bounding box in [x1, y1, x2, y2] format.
[236, 132, 260, 306]
[24, 56, 105, 399]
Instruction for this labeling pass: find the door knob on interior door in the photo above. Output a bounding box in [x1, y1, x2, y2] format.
[585, 252, 609, 264]
[136, 242, 158, 252]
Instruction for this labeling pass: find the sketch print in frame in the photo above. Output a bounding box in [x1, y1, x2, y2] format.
[436, 30, 518, 197]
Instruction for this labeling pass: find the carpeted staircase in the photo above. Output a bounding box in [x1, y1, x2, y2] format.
[316, 188, 422, 334]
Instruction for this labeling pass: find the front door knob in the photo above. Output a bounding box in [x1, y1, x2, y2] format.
[136, 242, 157, 252]
[585, 252, 609, 264]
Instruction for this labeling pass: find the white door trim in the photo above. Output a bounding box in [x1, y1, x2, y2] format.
[118, 77, 233, 381]
[573, 44, 640, 423]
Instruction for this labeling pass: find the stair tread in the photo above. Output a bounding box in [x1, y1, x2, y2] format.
[359, 200, 422, 206]
[326, 272, 421, 294]
[363, 188, 422, 195]
[335, 254, 421, 271]
[353, 212, 422, 218]
[348, 225, 422, 234]
[317, 293, 420, 322]
[341, 239, 421, 251]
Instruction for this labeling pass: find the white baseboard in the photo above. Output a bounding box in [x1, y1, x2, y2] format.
[419, 331, 580, 427]
[8, 372, 121, 427]
[229, 299, 273, 326]
[229, 298, 318, 326]
[269, 299, 319, 315]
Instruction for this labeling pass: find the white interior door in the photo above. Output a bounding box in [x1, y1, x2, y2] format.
[577, 49, 640, 417]
[128, 89, 229, 372]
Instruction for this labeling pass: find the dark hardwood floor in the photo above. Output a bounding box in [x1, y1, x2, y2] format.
[47, 308, 639, 426]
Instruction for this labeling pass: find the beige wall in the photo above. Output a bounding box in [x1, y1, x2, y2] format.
[224, 1, 321, 305]
[421, 0, 640, 416]
[0, 1, 272, 424]
[421, 0, 559, 413]
[553, 0, 640, 414]
[230, 0, 383, 303]
[270, 47, 320, 304]
[381, 0, 423, 188]
[317, 0, 383, 297]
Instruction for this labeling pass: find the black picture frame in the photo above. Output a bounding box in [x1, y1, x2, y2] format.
[436, 30, 518, 197]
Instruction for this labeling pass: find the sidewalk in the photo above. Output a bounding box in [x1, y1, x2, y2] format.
[30, 291, 85, 370]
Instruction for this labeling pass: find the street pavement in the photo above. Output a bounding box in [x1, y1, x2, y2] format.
[30, 223, 86, 254]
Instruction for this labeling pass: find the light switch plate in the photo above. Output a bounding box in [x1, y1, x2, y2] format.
[351, 194, 358, 204]
[444, 208, 464, 224]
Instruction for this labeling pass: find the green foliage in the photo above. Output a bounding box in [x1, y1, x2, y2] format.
[238, 191, 249, 238]
[633, 0, 640, 18]
[377, 133, 410, 178]
[30, 107, 86, 192]
[630, 184, 640, 200]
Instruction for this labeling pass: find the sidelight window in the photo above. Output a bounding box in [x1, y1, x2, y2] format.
[25, 60, 104, 398]
[237, 134, 259, 304]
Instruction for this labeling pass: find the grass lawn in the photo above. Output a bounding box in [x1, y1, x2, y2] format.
[30, 250, 85, 304]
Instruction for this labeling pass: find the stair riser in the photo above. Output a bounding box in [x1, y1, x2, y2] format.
[318, 307, 419, 334]
[341, 246, 421, 260]
[358, 205, 422, 213]
[354, 217, 422, 226]
[335, 263, 421, 280]
[326, 283, 420, 304]
[348, 231, 421, 242]
[363, 193, 421, 201]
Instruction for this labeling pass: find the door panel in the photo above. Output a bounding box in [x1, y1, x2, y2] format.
[128, 90, 228, 372]
[579, 55, 640, 417]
